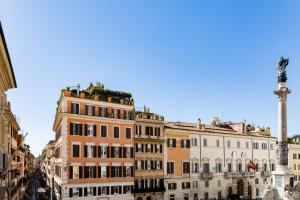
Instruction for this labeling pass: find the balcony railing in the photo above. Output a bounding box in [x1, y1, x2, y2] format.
[68, 109, 134, 120]
[133, 186, 166, 193]
[200, 172, 214, 180]
[224, 171, 255, 179]
[261, 171, 272, 177]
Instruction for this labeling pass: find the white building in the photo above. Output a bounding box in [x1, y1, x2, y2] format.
[164, 118, 277, 200]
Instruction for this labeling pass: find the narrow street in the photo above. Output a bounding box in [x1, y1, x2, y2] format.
[23, 168, 49, 200]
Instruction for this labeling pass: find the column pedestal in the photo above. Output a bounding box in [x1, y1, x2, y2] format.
[272, 165, 294, 200]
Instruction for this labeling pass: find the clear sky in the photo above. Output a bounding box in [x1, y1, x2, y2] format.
[1, 1, 300, 156]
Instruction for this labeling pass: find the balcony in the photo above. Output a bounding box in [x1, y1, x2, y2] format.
[261, 171, 272, 177]
[224, 171, 255, 179]
[133, 186, 166, 193]
[200, 172, 214, 180]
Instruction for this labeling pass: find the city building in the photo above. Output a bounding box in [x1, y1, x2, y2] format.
[53, 83, 135, 200]
[288, 135, 300, 183]
[164, 118, 277, 200]
[134, 107, 165, 200]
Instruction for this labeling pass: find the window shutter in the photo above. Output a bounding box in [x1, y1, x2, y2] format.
[130, 147, 133, 158]
[92, 106, 95, 116]
[141, 144, 144, 152]
[106, 186, 109, 195]
[93, 125, 97, 136]
[160, 145, 163, 153]
[98, 187, 101, 196]
[141, 160, 144, 170]
[93, 166, 97, 178]
[167, 139, 170, 147]
[79, 188, 82, 197]
[123, 147, 126, 158]
[119, 147, 122, 158]
[84, 146, 87, 157]
[131, 185, 133, 193]
[76, 104, 79, 114]
[187, 140, 190, 148]
[135, 161, 138, 170]
[93, 147, 97, 158]
[79, 166, 82, 178]
[106, 166, 110, 178]
[151, 144, 153, 153]
[111, 147, 114, 158]
[71, 103, 74, 113]
[154, 145, 157, 153]
[135, 144, 138, 152]
[69, 188, 72, 197]
[119, 166, 122, 177]
[119, 186, 122, 194]
[131, 166, 133, 177]
[167, 162, 170, 174]
[123, 166, 126, 177]
[79, 124, 82, 135]
[69, 166, 73, 179]
[84, 124, 88, 136]
[173, 139, 176, 147]
[97, 146, 101, 158]
[84, 187, 87, 196]
[84, 166, 88, 178]
[85, 105, 88, 115]
[93, 187, 97, 196]
[107, 147, 110, 158]
[98, 166, 101, 178]
[151, 160, 154, 169]
[70, 123, 73, 135]
[181, 139, 184, 148]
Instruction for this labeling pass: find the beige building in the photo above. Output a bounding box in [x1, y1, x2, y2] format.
[288, 136, 300, 183]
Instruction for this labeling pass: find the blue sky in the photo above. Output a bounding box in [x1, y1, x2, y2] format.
[1, 1, 300, 156]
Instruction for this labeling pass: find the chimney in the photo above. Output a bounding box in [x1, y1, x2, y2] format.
[197, 118, 202, 129]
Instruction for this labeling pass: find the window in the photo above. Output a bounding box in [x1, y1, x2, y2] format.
[70, 123, 82, 135]
[111, 186, 120, 194]
[123, 185, 131, 194]
[146, 144, 152, 153]
[294, 164, 297, 170]
[298, 154, 300, 160]
[237, 163, 242, 172]
[193, 181, 198, 188]
[112, 147, 119, 158]
[71, 103, 79, 114]
[218, 192, 222, 200]
[270, 144, 274, 150]
[157, 160, 161, 169]
[101, 166, 107, 178]
[192, 138, 197, 146]
[167, 138, 176, 148]
[170, 194, 175, 200]
[146, 179, 151, 188]
[100, 186, 109, 196]
[72, 166, 80, 179]
[192, 163, 199, 173]
[271, 163, 275, 171]
[111, 166, 121, 178]
[125, 128, 131, 139]
[156, 144, 162, 153]
[168, 183, 177, 190]
[246, 141, 249, 149]
[227, 163, 232, 172]
[216, 139, 220, 147]
[182, 182, 190, 189]
[215, 163, 222, 173]
[100, 146, 108, 158]
[255, 178, 259, 184]
[194, 193, 199, 200]
[86, 105, 95, 116]
[183, 162, 190, 173]
[84, 166, 96, 178]
[237, 141, 240, 148]
[218, 180, 221, 187]
[181, 139, 190, 148]
[146, 160, 152, 170]
[253, 142, 259, 149]
[256, 188, 259, 197]
[263, 163, 267, 171]
[203, 139, 207, 147]
[184, 193, 189, 200]
[86, 124, 95, 136]
[125, 147, 131, 158]
[205, 180, 209, 188]
[72, 144, 80, 157]
[205, 192, 209, 200]
[113, 127, 120, 138]
[167, 162, 175, 174]
[298, 164, 300, 170]
[294, 154, 297, 160]
[262, 143, 267, 150]
[84, 145, 96, 158]
[155, 127, 161, 137]
[137, 160, 142, 170]
[101, 125, 107, 137]
[99, 107, 108, 117]
[71, 187, 80, 197]
[135, 125, 142, 135]
[145, 126, 153, 136]
[203, 163, 210, 173]
[125, 166, 132, 177]
[136, 143, 143, 153]
[227, 140, 230, 148]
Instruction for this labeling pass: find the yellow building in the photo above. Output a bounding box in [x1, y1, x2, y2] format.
[134, 107, 165, 200]
[288, 136, 300, 183]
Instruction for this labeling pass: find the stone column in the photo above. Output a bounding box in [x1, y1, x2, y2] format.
[274, 82, 291, 167]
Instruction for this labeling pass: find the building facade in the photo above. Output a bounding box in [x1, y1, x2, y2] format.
[134, 108, 165, 200]
[164, 118, 276, 200]
[53, 83, 135, 200]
